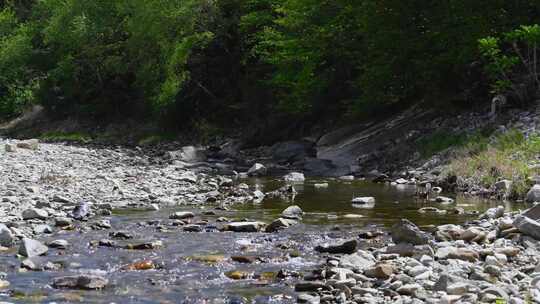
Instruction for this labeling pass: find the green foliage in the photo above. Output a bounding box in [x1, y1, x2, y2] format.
[40, 131, 91, 143]
[479, 24, 540, 103]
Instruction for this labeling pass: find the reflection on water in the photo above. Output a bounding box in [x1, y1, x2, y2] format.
[0, 178, 527, 303]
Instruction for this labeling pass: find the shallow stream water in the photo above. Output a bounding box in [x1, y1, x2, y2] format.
[0, 178, 527, 303]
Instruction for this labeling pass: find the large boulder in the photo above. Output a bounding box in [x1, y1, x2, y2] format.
[19, 238, 48, 257]
[513, 215, 540, 240]
[271, 140, 315, 162]
[281, 205, 303, 219]
[0, 224, 14, 247]
[526, 185, 540, 203]
[391, 219, 433, 245]
[247, 163, 267, 177]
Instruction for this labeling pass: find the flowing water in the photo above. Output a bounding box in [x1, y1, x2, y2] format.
[0, 178, 527, 303]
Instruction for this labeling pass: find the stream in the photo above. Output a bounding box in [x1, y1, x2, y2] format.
[0, 178, 527, 303]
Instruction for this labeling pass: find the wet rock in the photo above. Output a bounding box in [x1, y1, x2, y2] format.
[183, 224, 203, 232]
[283, 172, 305, 182]
[435, 196, 455, 204]
[48, 239, 69, 249]
[109, 231, 133, 239]
[247, 163, 267, 177]
[0, 224, 14, 247]
[19, 238, 48, 257]
[126, 240, 163, 250]
[252, 190, 265, 203]
[123, 260, 155, 271]
[225, 222, 265, 232]
[231, 256, 258, 263]
[351, 197, 375, 204]
[315, 239, 357, 254]
[22, 208, 48, 220]
[225, 270, 250, 280]
[16, 139, 39, 150]
[4, 143, 16, 152]
[281, 205, 303, 219]
[418, 207, 446, 214]
[339, 175, 355, 181]
[266, 218, 297, 232]
[72, 202, 91, 220]
[52, 275, 108, 290]
[169, 211, 195, 220]
[391, 219, 433, 245]
[191, 255, 225, 263]
[314, 183, 329, 189]
[34, 224, 53, 234]
[480, 205, 505, 220]
[526, 185, 540, 203]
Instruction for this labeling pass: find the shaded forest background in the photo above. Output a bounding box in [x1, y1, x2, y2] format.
[1, 0, 539, 142]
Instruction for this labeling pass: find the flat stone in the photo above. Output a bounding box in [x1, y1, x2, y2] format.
[315, 239, 357, 254]
[351, 197, 375, 204]
[0, 224, 14, 247]
[295, 281, 329, 292]
[169, 212, 195, 220]
[225, 222, 265, 232]
[364, 263, 395, 279]
[52, 275, 108, 290]
[435, 196, 455, 204]
[48, 239, 69, 249]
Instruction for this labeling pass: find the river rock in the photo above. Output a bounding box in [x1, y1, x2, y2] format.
[52, 275, 108, 290]
[315, 239, 357, 254]
[22, 208, 49, 220]
[284, 172, 305, 182]
[364, 263, 395, 279]
[72, 202, 91, 220]
[295, 281, 329, 292]
[351, 197, 375, 204]
[266, 218, 297, 232]
[435, 196, 454, 204]
[4, 143, 16, 152]
[48, 239, 69, 249]
[169, 211, 195, 220]
[225, 222, 265, 232]
[314, 183, 329, 189]
[0, 224, 14, 247]
[527, 185, 540, 203]
[338, 251, 375, 270]
[513, 215, 540, 240]
[247, 163, 267, 177]
[391, 219, 433, 245]
[479, 205, 505, 220]
[282, 205, 303, 219]
[19, 238, 48, 257]
[16, 139, 39, 150]
[523, 203, 540, 220]
[297, 293, 320, 304]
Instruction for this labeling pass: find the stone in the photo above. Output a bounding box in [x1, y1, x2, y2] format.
[55, 217, 73, 227]
[314, 183, 329, 189]
[396, 283, 422, 296]
[16, 139, 39, 150]
[339, 251, 375, 270]
[283, 172, 305, 182]
[481, 287, 509, 302]
[479, 205, 505, 220]
[364, 264, 395, 279]
[435, 196, 454, 204]
[523, 203, 540, 220]
[436, 247, 479, 262]
[252, 190, 265, 203]
[265, 218, 297, 232]
[19, 238, 48, 257]
[339, 175, 355, 181]
[225, 222, 265, 232]
[295, 281, 329, 292]
[4, 143, 16, 152]
[351, 197, 375, 204]
[48, 239, 69, 249]
[52, 275, 108, 290]
[391, 219, 433, 245]
[22, 208, 48, 220]
[247, 163, 267, 177]
[178, 171, 198, 183]
[0, 224, 14, 247]
[297, 293, 320, 304]
[460, 227, 487, 243]
[169, 211, 195, 220]
[183, 224, 203, 232]
[447, 283, 469, 295]
[513, 215, 540, 240]
[526, 185, 540, 203]
[315, 239, 357, 254]
[281, 205, 303, 219]
[72, 202, 91, 220]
